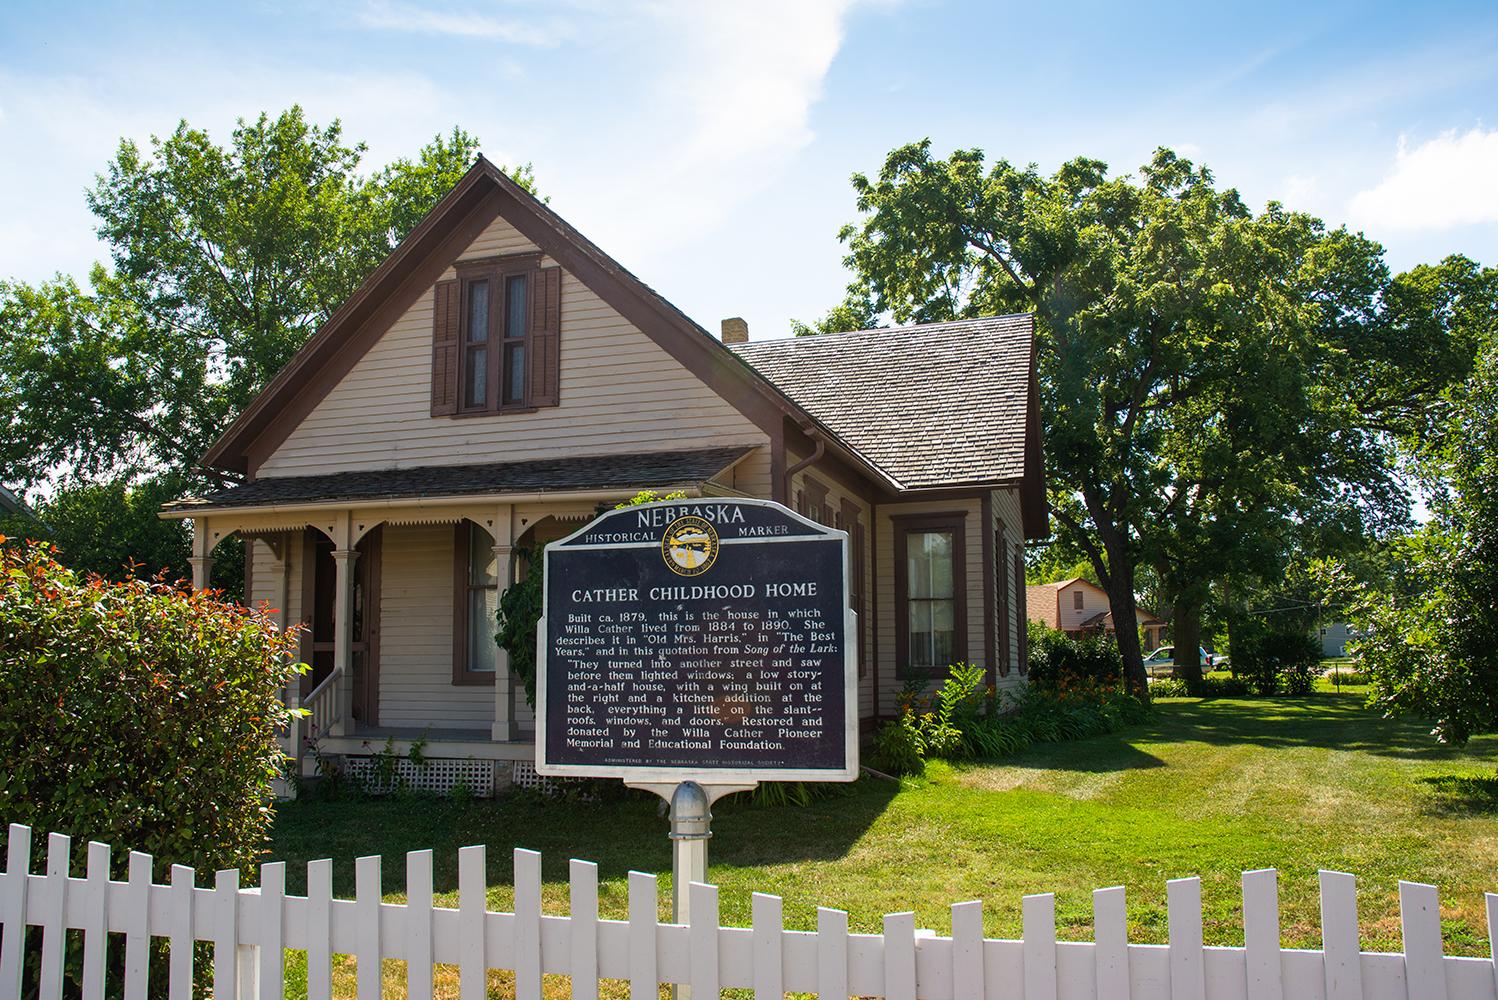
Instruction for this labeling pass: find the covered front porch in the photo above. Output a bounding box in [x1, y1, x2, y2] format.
[160, 447, 759, 790]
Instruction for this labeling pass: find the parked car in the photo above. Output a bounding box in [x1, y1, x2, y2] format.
[1143, 645, 1216, 677]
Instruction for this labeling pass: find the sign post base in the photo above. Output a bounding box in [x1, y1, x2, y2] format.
[627, 780, 755, 1000]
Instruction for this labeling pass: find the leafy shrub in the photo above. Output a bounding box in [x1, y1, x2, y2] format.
[1026, 622, 1123, 689]
[871, 666, 1149, 773]
[495, 543, 544, 708]
[870, 711, 927, 776]
[0, 538, 301, 995]
[1233, 618, 1323, 695]
[1150, 675, 1252, 698]
[1149, 677, 1191, 698]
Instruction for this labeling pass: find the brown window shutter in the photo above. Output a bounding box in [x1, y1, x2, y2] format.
[430, 279, 460, 416]
[527, 266, 562, 407]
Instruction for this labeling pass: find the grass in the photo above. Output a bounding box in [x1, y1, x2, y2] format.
[267, 687, 1498, 995]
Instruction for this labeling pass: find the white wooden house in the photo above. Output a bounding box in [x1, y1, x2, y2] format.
[163, 159, 1046, 788]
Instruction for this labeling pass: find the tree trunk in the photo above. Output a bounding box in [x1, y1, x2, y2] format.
[1173, 593, 1205, 690]
[1096, 545, 1148, 695]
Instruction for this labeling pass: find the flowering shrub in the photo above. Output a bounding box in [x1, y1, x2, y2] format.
[1025, 622, 1123, 688]
[0, 537, 301, 896]
[869, 666, 1149, 775]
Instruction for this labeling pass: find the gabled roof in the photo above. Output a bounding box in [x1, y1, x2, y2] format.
[197, 159, 1043, 513]
[163, 446, 753, 514]
[201, 157, 878, 484]
[730, 316, 1038, 490]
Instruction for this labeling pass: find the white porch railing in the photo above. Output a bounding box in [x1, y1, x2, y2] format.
[299, 666, 342, 737]
[3, 820, 1497, 1000]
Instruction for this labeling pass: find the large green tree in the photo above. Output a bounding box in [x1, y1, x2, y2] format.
[813, 141, 1473, 691]
[1344, 309, 1498, 744]
[0, 110, 534, 584]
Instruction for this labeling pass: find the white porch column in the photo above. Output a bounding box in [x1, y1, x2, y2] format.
[330, 512, 357, 737]
[189, 516, 214, 589]
[492, 504, 518, 742]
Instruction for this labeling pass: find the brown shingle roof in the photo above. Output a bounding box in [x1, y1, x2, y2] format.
[729, 315, 1035, 489]
[162, 446, 754, 513]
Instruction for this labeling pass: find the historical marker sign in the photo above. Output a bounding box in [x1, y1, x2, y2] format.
[535, 498, 857, 783]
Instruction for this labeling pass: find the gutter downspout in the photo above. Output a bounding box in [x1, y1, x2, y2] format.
[782, 426, 826, 507]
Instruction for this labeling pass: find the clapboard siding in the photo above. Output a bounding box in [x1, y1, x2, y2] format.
[787, 456, 876, 722]
[248, 534, 301, 628]
[258, 214, 766, 477]
[378, 524, 494, 729]
[990, 488, 1027, 697]
[874, 497, 988, 714]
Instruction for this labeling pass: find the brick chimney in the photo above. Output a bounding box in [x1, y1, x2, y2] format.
[720, 317, 748, 344]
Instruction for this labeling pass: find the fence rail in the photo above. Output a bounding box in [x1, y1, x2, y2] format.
[3, 821, 1497, 1000]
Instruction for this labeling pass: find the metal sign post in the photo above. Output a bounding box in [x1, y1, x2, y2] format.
[625, 780, 755, 923]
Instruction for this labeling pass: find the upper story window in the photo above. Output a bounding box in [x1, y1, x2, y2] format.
[431, 253, 561, 418]
[1073, 589, 1085, 610]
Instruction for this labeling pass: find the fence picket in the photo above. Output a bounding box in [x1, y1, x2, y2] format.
[213, 869, 240, 1000]
[627, 872, 658, 1000]
[37, 832, 70, 1000]
[355, 855, 382, 1000]
[260, 862, 286, 1000]
[1486, 892, 1498, 1000]
[306, 859, 333, 1000]
[1167, 877, 1205, 1000]
[1, 822, 32, 1000]
[568, 860, 598, 1000]
[1093, 886, 1128, 1000]
[3, 821, 1496, 1000]
[689, 882, 720, 997]
[1319, 870, 1363, 1000]
[884, 911, 917, 1000]
[818, 907, 849, 1000]
[513, 849, 542, 1000]
[81, 842, 109, 1000]
[124, 851, 152, 1000]
[1242, 869, 1283, 1000]
[1400, 881, 1448, 1000]
[751, 892, 783, 1000]
[458, 847, 487, 1000]
[168, 865, 194, 1000]
[951, 900, 984, 1000]
[1023, 893, 1058, 1000]
[406, 851, 434, 1000]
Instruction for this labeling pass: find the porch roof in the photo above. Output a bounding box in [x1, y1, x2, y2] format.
[163, 445, 754, 515]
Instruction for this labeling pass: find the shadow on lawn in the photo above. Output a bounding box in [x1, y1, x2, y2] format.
[1138, 692, 1474, 761]
[1417, 773, 1498, 816]
[269, 777, 899, 898]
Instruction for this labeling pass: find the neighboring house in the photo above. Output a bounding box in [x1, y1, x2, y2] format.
[0, 485, 36, 521]
[162, 159, 1046, 790]
[1026, 577, 1166, 649]
[1319, 622, 1353, 658]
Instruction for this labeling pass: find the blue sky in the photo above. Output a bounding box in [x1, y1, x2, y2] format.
[2, 0, 1496, 341]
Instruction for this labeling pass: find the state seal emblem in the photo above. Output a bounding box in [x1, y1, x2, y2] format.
[661, 515, 719, 576]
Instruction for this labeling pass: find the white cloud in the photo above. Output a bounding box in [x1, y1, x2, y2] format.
[354, 0, 570, 46]
[1350, 127, 1498, 231]
[556, 0, 861, 263]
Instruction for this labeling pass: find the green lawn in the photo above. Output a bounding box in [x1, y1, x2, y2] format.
[270, 688, 1498, 965]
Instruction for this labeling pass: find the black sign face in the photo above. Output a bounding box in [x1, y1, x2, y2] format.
[535, 498, 857, 782]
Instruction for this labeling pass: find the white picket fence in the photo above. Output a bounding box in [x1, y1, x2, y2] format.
[3, 822, 1498, 1000]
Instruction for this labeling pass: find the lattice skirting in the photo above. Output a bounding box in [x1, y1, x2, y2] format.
[509, 760, 562, 794]
[341, 756, 497, 796]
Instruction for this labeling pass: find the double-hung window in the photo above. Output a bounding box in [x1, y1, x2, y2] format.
[459, 260, 533, 413]
[453, 521, 501, 684]
[895, 513, 967, 676]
